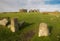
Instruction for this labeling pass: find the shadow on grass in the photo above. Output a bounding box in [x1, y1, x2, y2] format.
[15, 21, 35, 41]
[18, 30, 35, 41]
[48, 25, 53, 35]
[18, 21, 34, 30]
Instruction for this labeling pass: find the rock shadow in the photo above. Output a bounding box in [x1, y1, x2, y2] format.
[18, 21, 34, 30]
[48, 25, 53, 34]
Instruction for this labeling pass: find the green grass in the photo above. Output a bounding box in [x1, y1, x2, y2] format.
[0, 12, 60, 41]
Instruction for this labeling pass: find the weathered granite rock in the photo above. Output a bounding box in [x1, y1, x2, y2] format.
[9, 18, 19, 32]
[7, 18, 20, 32]
[0, 18, 8, 26]
[10, 18, 15, 32]
[38, 23, 49, 37]
[0, 17, 26, 32]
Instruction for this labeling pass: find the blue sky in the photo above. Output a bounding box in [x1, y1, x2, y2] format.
[45, 0, 60, 4]
[0, 0, 60, 12]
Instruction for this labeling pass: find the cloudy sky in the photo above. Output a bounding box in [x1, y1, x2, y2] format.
[0, 0, 60, 12]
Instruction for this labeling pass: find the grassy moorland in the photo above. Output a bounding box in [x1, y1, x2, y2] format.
[0, 12, 60, 41]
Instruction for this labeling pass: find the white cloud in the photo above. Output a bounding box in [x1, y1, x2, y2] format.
[0, 0, 60, 12]
[40, 5, 60, 12]
[27, 0, 60, 12]
[0, 0, 19, 12]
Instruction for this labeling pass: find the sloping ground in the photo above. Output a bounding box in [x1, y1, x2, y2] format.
[0, 12, 60, 41]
